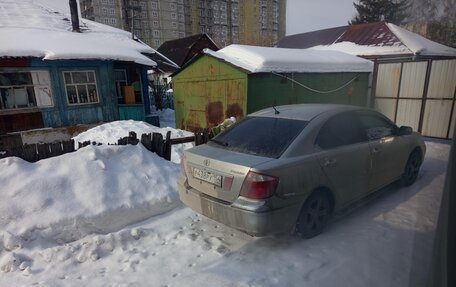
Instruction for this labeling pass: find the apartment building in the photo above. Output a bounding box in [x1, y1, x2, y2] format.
[79, 0, 286, 49]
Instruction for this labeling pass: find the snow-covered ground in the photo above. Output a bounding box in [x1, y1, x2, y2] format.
[0, 126, 449, 287]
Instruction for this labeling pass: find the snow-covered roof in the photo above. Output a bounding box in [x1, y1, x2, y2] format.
[308, 23, 456, 57]
[0, 0, 157, 66]
[204, 45, 373, 73]
[386, 23, 456, 57]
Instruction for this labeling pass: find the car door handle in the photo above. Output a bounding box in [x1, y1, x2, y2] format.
[323, 158, 337, 167]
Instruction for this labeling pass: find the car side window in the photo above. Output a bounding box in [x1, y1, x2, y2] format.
[316, 113, 367, 149]
[358, 113, 397, 140]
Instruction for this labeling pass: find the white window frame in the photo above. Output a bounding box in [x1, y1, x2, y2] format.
[62, 70, 100, 106]
[0, 70, 53, 110]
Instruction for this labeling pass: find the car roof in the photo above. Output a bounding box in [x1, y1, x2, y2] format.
[250, 104, 369, 121]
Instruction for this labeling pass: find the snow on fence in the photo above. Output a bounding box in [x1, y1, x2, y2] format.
[0, 130, 211, 162]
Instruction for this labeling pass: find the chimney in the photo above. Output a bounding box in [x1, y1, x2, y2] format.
[69, 0, 80, 32]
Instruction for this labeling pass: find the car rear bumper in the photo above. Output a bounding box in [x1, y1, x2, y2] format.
[177, 175, 297, 236]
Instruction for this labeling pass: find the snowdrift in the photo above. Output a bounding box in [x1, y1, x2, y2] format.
[0, 144, 181, 247]
[73, 120, 193, 164]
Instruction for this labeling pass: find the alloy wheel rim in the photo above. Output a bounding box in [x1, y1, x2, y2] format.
[305, 198, 329, 231]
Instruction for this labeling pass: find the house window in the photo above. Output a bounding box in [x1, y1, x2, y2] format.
[153, 21, 159, 28]
[114, 69, 127, 100]
[152, 11, 158, 18]
[171, 12, 177, 19]
[172, 22, 177, 28]
[153, 30, 160, 37]
[63, 71, 99, 105]
[0, 70, 53, 110]
[151, 1, 158, 9]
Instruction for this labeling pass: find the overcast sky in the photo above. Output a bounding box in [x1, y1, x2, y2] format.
[286, 0, 357, 35]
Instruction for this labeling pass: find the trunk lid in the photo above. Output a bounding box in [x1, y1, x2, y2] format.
[182, 144, 273, 203]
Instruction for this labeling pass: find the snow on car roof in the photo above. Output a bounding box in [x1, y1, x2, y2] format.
[0, 0, 156, 66]
[204, 45, 374, 73]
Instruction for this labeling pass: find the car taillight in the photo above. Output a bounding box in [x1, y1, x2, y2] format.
[240, 171, 279, 199]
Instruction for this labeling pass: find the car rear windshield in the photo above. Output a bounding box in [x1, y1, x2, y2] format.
[208, 116, 308, 158]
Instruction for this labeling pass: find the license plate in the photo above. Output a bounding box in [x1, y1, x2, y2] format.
[193, 167, 222, 187]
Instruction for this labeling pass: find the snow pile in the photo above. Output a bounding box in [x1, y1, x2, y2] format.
[204, 44, 373, 73]
[0, 0, 156, 65]
[73, 120, 193, 163]
[0, 140, 450, 286]
[0, 144, 180, 246]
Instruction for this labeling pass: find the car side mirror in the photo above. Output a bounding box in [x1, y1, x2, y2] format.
[397, 126, 413, 136]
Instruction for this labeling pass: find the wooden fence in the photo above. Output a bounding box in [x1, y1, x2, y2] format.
[0, 130, 211, 163]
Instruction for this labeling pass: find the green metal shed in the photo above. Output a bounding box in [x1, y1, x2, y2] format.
[172, 45, 373, 131]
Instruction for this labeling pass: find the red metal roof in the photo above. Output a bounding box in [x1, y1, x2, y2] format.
[336, 22, 402, 46]
[277, 21, 403, 48]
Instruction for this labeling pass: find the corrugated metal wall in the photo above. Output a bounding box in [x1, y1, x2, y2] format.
[422, 59, 456, 138]
[374, 59, 456, 139]
[247, 72, 370, 114]
[374, 63, 401, 120]
[174, 55, 371, 131]
[173, 55, 248, 131]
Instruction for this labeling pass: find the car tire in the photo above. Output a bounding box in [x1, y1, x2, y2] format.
[295, 191, 331, 239]
[400, 150, 422, 187]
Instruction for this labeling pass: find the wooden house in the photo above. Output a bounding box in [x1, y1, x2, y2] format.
[0, 0, 166, 134]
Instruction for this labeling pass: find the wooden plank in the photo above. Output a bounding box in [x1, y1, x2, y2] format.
[163, 131, 171, 161]
[62, 140, 75, 153]
[22, 144, 38, 162]
[50, 142, 64, 157]
[151, 133, 163, 156]
[169, 136, 195, 145]
[36, 143, 50, 161]
[141, 133, 152, 151]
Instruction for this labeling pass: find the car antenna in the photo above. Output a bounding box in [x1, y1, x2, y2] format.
[272, 106, 280, 114]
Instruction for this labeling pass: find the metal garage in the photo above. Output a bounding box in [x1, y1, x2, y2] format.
[277, 21, 456, 139]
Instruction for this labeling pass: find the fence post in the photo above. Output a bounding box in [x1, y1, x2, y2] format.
[141, 133, 152, 151]
[22, 144, 37, 162]
[50, 142, 64, 157]
[62, 140, 75, 153]
[36, 143, 50, 161]
[163, 131, 171, 161]
[151, 133, 163, 156]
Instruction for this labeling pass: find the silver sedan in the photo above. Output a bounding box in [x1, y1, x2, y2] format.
[177, 104, 426, 238]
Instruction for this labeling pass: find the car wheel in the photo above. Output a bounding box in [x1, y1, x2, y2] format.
[295, 192, 331, 239]
[401, 151, 422, 187]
